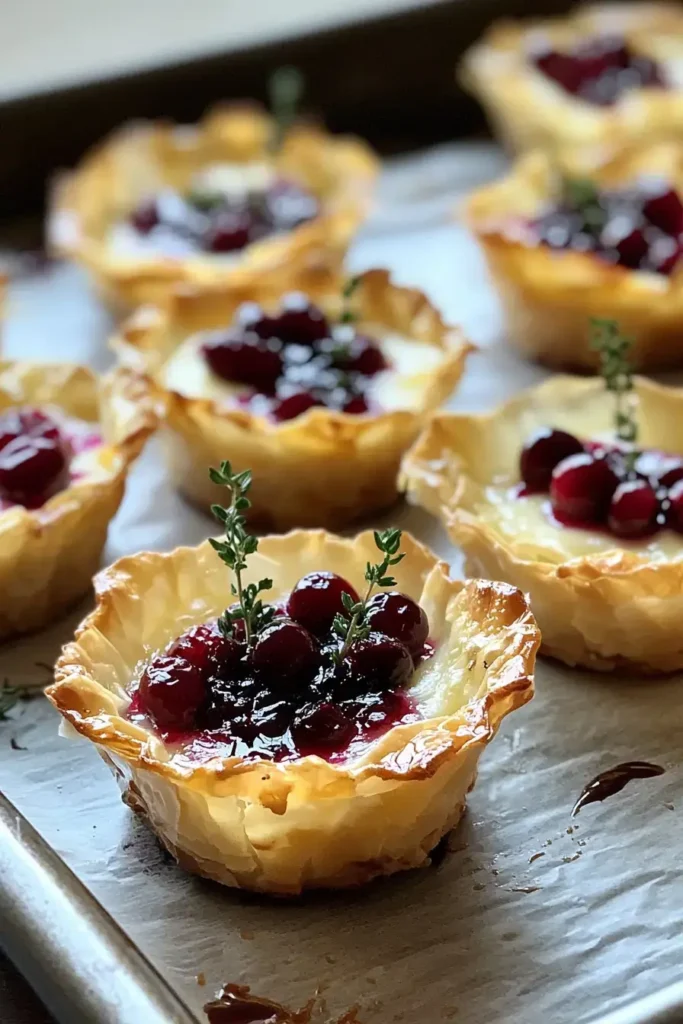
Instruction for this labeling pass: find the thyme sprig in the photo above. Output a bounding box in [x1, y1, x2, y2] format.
[563, 176, 607, 231]
[209, 462, 274, 648]
[590, 317, 638, 448]
[332, 528, 405, 663]
[339, 274, 362, 325]
[268, 66, 304, 153]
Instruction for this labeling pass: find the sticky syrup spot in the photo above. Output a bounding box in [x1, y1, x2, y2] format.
[572, 761, 665, 816]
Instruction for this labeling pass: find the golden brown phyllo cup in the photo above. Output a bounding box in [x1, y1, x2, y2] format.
[460, 3, 683, 162]
[465, 144, 683, 372]
[111, 267, 472, 531]
[0, 363, 155, 640]
[48, 103, 379, 311]
[402, 375, 683, 675]
[47, 530, 539, 895]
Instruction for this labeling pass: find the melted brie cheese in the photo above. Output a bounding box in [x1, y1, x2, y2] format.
[161, 327, 450, 414]
[476, 485, 683, 564]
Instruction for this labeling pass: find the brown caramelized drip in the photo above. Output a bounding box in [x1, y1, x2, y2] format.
[572, 761, 665, 816]
[204, 984, 362, 1024]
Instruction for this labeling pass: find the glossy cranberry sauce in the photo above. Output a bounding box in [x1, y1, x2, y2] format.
[128, 572, 433, 764]
[0, 407, 101, 509]
[129, 177, 319, 255]
[532, 34, 665, 106]
[532, 178, 683, 275]
[201, 292, 388, 420]
[519, 427, 683, 538]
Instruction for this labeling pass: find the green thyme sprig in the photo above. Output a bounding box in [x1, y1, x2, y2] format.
[590, 318, 638, 448]
[563, 176, 606, 232]
[209, 463, 274, 648]
[268, 66, 304, 153]
[339, 274, 362, 325]
[332, 528, 405, 663]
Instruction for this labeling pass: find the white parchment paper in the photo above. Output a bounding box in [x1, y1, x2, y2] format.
[1, 144, 682, 1024]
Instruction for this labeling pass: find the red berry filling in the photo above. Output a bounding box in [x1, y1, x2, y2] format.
[128, 177, 319, 254]
[532, 178, 683, 276]
[129, 572, 432, 763]
[519, 427, 683, 538]
[0, 407, 75, 508]
[532, 34, 665, 107]
[201, 292, 388, 420]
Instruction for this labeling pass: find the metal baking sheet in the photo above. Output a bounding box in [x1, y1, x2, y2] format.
[1, 143, 683, 1024]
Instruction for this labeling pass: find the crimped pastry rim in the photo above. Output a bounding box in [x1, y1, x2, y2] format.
[47, 529, 538, 792]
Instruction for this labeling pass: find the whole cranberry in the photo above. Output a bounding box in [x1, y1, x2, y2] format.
[203, 331, 282, 391]
[137, 655, 208, 731]
[200, 676, 260, 734]
[550, 452, 619, 525]
[130, 199, 159, 234]
[168, 622, 243, 675]
[660, 462, 683, 489]
[365, 591, 429, 657]
[343, 633, 413, 691]
[0, 408, 61, 450]
[291, 702, 355, 754]
[635, 451, 683, 489]
[273, 293, 329, 345]
[251, 619, 319, 684]
[287, 571, 360, 637]
[345, 337, 387, 377]
[205, 211, 252, 252]
[235, 302, 280, 340]
[667, 479, 683, 533]
[273, 391, 321, 421]
[343, 395, 369, 415]
[643, 185, 683, 235]
[520, 428, 584, 492]
[0, 425, 69, 506]
[607, 480, 660, 538]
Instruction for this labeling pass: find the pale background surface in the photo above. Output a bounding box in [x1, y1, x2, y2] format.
[0, 0, 442, 102]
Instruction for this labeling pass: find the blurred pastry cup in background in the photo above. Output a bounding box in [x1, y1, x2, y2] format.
[0, 363, 155, 640]
[112, 267, 472, 531]
[460, 3, 683, 164]
[465, 144, 683, 372]
[49, 103, 379, 312]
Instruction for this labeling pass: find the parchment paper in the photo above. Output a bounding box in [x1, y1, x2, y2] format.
[1, 143, 682, 1024]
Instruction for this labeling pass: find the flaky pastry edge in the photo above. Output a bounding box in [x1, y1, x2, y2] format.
[47, 529, 538, 893]
[48, 103, 379, 310]
[112, 267, 472, 530]
[402, 374, 683, 673]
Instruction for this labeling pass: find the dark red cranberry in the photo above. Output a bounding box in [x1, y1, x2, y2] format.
[667, 479, 683, 533]
[0, 422, 69, 506]
[235, 302, 280, 340]
[287, 571, 360, 637]
[203, 332, 282, 391]
[550, 452, 618, 525]
[343, 395, 369, 415]
[167, 622, 243, 674]
[273, 293, 329, 345]
[345, 337, 387, 377]
[660, 463, 683, 489]
[365, 592, 429, 658]
[273, 391, 321, 421]
[607, 480, 660, 538]
[130, 199, 159, 234]
[201, 677, 260, 734]
[0, 408, 61, 450]
[205, 211, 252, 252]
[251, 619, 319, 684]
[343, 633, 413, 691]
[635, 451, 683, 488]
[138, 655, 207, 730]
[605, 223, 649, 270]
[520, 428, 584, 491]
[643, 186, 683, 235]
[534, 49, 584, 94]
[291, 702, 355, 754]
[648, 235, 682, 276]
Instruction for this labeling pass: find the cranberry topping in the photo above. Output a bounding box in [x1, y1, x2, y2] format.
[532, 34, 665, 107]
[365, 591, 429, 658]
[533, 176, 683, 277]
[607, 479, 659, 538]
[131, 573, 431, 763]
[0, 408, 69, 507]
[667, 479, 683, 532]
[128, 175, 319, 254]
[287, 571, 360, 637]
[202, 331, 283, 392]
[520, 428, 585, 492]
[251, 619, 319, 684]
[550, 452, 619, 525]
[202, 292, 388, 420]
[138, 655, 209, 731]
